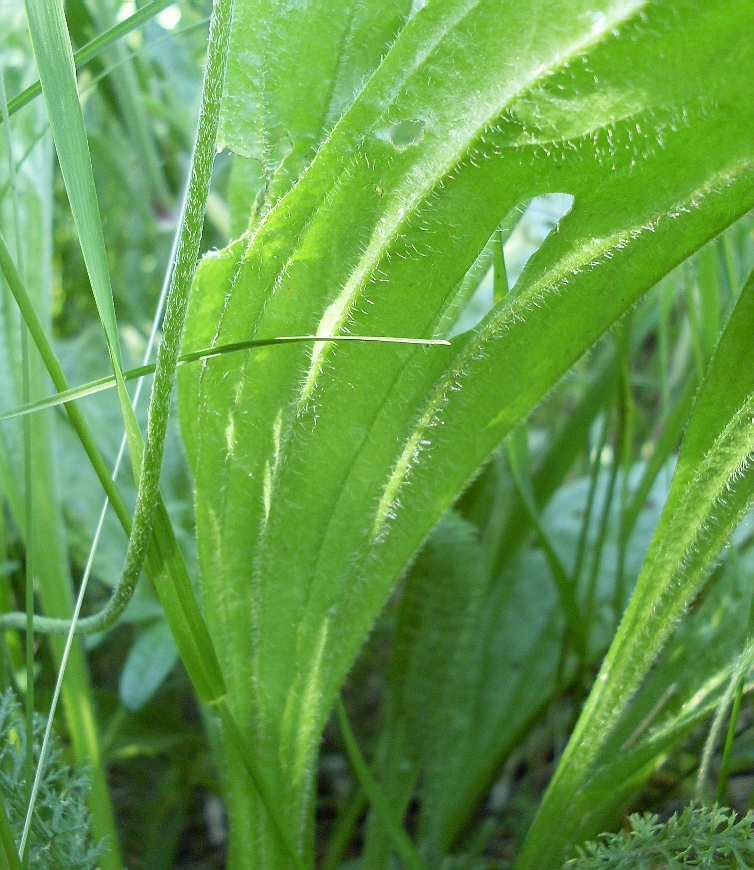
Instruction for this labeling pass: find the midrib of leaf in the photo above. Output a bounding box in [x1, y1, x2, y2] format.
[203, 0, 659, 684]
[185, 0, 754, 759]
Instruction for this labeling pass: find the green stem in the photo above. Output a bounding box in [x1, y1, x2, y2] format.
[717, 562, 754, 803]
[716, 683, 744, 804]
[114, 0, 233, 651]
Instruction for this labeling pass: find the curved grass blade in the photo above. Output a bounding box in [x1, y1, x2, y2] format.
[0, 336, 449, 423]
[515, 270, 754, 869]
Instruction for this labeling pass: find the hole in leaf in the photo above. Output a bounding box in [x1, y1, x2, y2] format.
[505, 193, 574, 289]
[448, 193, 574, 336]
[385, 119, 426, 151]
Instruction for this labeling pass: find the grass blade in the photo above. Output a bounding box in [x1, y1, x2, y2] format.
[0, 336, 449, 423]
[336, 697, 429, 870]
[23, 0, 121, 366]
[0, 799, 22, 870]
[4, 0, 177, 125]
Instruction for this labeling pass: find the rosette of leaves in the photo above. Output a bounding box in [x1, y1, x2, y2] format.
[0, 691, 104, 870]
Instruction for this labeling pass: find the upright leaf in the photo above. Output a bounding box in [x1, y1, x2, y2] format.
[179, 2, 754, 865]
[23, 0, 120, 366]
[516, 271, 754, 869]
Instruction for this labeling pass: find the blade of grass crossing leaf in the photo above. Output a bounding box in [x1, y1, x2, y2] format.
[0, 336, 450, 424]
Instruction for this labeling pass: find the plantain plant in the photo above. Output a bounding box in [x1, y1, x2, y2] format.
[0, 1, 753, 869]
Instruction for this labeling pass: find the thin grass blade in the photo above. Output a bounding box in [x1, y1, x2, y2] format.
[23, 0, 121, 366]
[0, 335, 449, 423]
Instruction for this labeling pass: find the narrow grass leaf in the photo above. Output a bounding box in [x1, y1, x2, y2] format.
[23, 0, 121, 366]
[336, 696, 429, 870]
[0, 799, 22, 870]
[4, 0, 177, 125]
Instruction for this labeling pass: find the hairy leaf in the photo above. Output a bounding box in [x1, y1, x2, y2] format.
[178, 1, 754, 864]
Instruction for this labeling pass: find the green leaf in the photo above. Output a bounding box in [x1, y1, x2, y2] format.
[365, 512, 565, 865]
[516, 271, 754, 869]
[179, 1, 754, 864]
[220, 0, 412, 209]
[119, 621, 180, 713]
